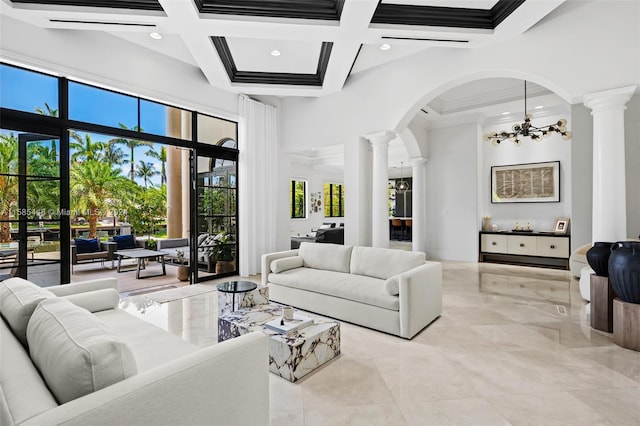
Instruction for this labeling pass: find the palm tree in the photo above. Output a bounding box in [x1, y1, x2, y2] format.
[0, 133, 18, 242]
[105, 143, 127, 166]
[135, 161, 158, 189]
[70, 132, 106, 163]
[146, 146, 167, 185]
[27, 141, 59, 217]
[70, 160, 128, 238]
[109, 123, 153, 181]
[34, 102, 59, 118]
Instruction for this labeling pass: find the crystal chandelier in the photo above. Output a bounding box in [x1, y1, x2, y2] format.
[483, 81, 572, 146]
[395, 161, 409, 192]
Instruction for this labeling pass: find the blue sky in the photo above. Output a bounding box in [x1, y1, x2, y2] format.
[1, 64, 167, 187]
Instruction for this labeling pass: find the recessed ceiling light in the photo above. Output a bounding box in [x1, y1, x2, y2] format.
[270, 50, 281, 57]
[380, 43, 391, 51]
[535, 105, 544, 109]
[311, 147, 317, 151]
[501, 111, 510, 115]
[149, 32, 162, 40]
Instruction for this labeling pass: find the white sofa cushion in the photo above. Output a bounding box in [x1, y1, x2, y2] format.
[0, 277, 54, 347]
[385, 275, 400, 296]
[27, 298, 138, 404]
[0, 319, 57, 426]
[270, 268, 399, 311]
[298, 242, 353, 273]
[350, 246, 425, 280]
[271, 256, 304, 273]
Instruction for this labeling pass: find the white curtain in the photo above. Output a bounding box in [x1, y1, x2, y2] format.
[238, 95, 278, 276]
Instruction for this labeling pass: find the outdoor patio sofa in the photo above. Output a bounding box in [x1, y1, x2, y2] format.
[262, 242, 442, 339]
[70, 239, 116, 273]
[71, 235, 146, 273]
[0, 276, 269, 425]
[157, 235, 215, 272]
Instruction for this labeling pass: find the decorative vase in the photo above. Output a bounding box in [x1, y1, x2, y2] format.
[177, 265, 190, 281]
[608, 241, 640, 304]
[586, 241, 613, 277]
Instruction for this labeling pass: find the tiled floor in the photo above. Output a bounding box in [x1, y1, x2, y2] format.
[119, 262, 640, 425]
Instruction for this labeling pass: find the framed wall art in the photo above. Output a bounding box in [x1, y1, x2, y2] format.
[491, 161, 560, 203]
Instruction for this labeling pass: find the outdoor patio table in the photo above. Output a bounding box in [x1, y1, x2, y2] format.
[113, 249, 167, 279]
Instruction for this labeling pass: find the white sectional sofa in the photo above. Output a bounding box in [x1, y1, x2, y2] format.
[262, 242, 442, 339]
[0, 277, 269, 426]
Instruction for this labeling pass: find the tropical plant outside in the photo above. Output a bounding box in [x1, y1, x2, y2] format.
[0, 114, 169, 242]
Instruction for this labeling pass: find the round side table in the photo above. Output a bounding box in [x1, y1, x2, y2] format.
[216, 280, 258, 312]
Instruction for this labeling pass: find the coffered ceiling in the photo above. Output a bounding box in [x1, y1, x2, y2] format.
[1, 0, 564, 97]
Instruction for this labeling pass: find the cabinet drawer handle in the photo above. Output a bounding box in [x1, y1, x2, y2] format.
[492, 242, 497, 246]
[550, 245, 556, 249]
[520, 243, 525, 247]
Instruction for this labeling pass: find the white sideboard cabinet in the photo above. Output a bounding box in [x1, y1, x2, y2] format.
[479, 231, 570, 270]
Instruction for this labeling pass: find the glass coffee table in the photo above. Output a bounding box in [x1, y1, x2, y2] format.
[216, 281, 258, 312]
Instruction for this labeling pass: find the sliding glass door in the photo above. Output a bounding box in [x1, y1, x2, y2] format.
[0, 129, 63, 285]
[193, 150, 237, 282]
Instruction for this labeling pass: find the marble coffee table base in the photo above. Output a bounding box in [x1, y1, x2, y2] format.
[218, 303, 340, 382]
[218, 285, 269, 315]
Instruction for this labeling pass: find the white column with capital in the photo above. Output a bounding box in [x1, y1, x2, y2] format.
[584, 86, 636, 242]
[411, 157, 428, 253]
[367, 131, 395, 248]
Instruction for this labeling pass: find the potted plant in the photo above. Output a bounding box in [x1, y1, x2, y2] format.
[213, 232, 235, 274]
[175, 249, 189, 282]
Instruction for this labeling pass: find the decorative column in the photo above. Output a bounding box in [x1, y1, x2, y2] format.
[583, 86, 636, 242]
[366, 131, 395, 248]
[344, 137, 372, 247]
[166, 109, 183, 238]
[411, 157, 428, 253]
[181, 111, 192, 238]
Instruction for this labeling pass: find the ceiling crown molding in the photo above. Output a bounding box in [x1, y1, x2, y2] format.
[212, 37, 333, 86]
[371, 0, 525, 29]
[194, 0, 344, 21]
[9, 0, 163, 11]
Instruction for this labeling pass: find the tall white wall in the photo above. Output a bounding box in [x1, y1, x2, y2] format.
[480, 111, 573, 233]
[425, 123, 477, 261]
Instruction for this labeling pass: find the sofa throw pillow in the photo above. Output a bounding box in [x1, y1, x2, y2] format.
[0, 277, 54, 347]
[74, 238, 100, 254]
[27, 298, 138, 404]
[384, 275, 401, 296]
[113, 234, 136, 250]
[271, 257, 304, 274]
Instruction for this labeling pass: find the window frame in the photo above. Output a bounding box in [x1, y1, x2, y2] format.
[290, 179, 307, 219]
[324, 182, 344, 218]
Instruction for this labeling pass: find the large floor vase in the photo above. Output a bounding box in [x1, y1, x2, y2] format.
[608, 241, 640, 304]
[586, 241, 614, 276]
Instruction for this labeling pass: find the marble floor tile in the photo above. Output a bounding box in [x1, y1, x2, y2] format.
[528, 321, 615, 349]
[570, 386, 640, 425]
[300, 357, 397, 409]
[375, 353, 480, 401]
[396, 397, 511, 426]
[569, 346, 640, 383]
[119, 263, 640, 425]
[304, 404, 408, 426]
[487, 391, 614, 425]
